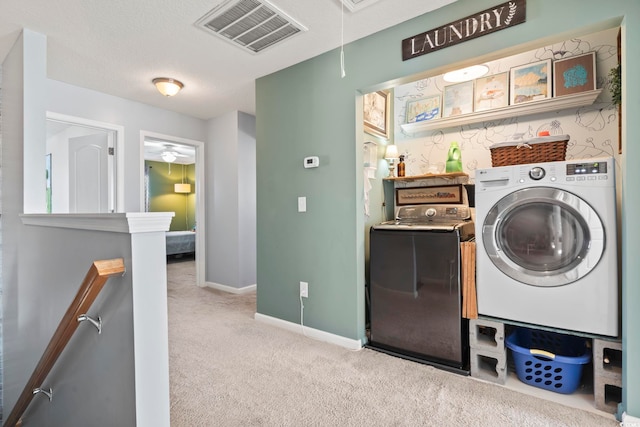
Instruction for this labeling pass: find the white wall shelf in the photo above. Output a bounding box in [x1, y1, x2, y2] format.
[400, 89, 602, 135]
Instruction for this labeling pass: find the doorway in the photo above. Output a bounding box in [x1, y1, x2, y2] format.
[141, 131, 206, 287]
[46, 112, 124, 213]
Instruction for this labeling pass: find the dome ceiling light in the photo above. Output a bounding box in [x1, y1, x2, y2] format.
[443, 65, 489, 83]
[153, 78, 184, 97]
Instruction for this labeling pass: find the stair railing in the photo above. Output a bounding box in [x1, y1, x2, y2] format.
[3, 258, 126, 427]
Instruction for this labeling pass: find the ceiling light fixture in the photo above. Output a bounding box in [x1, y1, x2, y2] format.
[161, 151, 177, 163]
[153, 77, 184, 97]
[443, 65, 489, 83]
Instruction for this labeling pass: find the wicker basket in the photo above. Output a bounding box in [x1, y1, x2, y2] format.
[490, 135, 570, 167]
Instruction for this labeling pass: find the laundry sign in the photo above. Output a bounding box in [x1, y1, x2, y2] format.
[402, 0, 526, 61]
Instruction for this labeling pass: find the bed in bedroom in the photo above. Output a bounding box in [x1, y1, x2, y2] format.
[166, 231, 196, 256]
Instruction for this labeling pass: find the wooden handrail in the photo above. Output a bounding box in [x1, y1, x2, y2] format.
[4, 258, 126, 427]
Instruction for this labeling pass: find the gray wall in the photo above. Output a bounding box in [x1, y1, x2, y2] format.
[255, 0, 640, 416]
[17, 226, 137, 426]
[1, 29, 140, 426]
[2, 28, 44, 417]
[1, 28, 257, 422]
[46, 79, 207, 213]
[0, 49, 4, 424]
[238, 112, 257, 287]
[47, 77, 257, 291]
[206, 111, 257, 289]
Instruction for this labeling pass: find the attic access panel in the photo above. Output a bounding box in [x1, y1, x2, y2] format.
[195, 0, 307, 53]
[340, 0, 384, 12]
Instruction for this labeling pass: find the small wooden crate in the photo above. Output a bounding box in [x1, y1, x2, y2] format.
[489, 135, 569, 167]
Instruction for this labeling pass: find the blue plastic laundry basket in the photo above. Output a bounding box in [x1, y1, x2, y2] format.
[506, 328, 591, 394]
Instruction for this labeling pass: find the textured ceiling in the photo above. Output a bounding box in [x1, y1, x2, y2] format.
[0, 0, 457, 120]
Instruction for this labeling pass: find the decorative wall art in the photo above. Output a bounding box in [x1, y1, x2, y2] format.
[510, 59, 552, 105]
[405, 95, 441, 123]
[363, 90, 390, 139]
[553, 52, 596, 97]
[391, 27, 619, 178]
[474, 72, 509, 112]
[443, 81, 474, 118]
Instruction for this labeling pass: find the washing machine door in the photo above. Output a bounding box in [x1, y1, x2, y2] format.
[482, 187, 605, 287]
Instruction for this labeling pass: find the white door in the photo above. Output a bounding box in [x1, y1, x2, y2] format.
[69, 134, 111, 213]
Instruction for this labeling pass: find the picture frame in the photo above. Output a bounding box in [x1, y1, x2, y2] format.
[510, 59, 552, 105]
[553, 52, 596, 97]
[443, 81, 474, 118]
[363, 90, 390, 139]
[405, 94, 441, 123]
[474, 72, 509, 112]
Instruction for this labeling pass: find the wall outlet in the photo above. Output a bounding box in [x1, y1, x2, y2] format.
[300, 281, 309, 298]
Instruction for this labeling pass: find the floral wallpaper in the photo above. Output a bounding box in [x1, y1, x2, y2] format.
[393, 27, 620, 182]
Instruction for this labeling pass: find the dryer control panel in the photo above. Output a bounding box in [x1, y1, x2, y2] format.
[566, 161, 607, 175]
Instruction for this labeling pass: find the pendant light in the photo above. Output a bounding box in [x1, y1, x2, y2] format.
[175, 164, 191, 194]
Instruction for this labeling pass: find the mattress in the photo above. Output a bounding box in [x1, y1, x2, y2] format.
[166, 231, 195, 255]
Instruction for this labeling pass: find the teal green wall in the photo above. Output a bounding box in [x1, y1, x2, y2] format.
[256, 0, 640, 417]
[146, 160, 195, 231]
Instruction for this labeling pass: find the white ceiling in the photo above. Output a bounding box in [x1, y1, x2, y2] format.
[0, 0, 457, 120]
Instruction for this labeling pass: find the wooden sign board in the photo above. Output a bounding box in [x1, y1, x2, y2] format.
[402, 0, 527, 61]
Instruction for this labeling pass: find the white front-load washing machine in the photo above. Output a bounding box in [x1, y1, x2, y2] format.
[475, 157, 618, 337]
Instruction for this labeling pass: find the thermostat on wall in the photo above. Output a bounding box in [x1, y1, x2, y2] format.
[304, 156, 320, 168]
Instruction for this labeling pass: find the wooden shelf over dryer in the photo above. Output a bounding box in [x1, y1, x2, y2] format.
[400, 89, 602, 135]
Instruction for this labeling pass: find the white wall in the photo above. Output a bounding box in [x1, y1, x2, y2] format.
[22, 30, 47, 214]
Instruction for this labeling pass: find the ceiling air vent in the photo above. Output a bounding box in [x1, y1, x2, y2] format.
[195, 0, 307, 53]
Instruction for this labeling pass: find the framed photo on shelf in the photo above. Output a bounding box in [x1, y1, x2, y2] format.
[443, 81, 474, 118]
[363, 90, 390, 139]
[510, 59, 552, 105]
[474, 72, 509, 112]
[553, 52, 596, 97]
[405, 94, 441, 123]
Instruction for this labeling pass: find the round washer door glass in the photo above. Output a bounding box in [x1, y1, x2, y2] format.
[482, 187, 605, 287]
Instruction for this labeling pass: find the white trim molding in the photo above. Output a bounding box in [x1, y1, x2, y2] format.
[622, 412, 640, 426]
[140, 130, 206, 288]
[46, 111, 126, 213]
[21, 212, 174, 233]
[204, 281, 256, 295]
[254, 313, 364, 351]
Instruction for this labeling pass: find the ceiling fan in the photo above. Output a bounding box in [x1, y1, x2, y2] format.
[160, 150, 189, 163]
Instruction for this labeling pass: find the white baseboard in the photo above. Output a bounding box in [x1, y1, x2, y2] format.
[203, 281, 256, 294]
[622, 412, 640, 426]
[254, 313, 363, 351]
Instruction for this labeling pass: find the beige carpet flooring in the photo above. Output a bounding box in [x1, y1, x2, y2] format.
[167, 259, 617, 427]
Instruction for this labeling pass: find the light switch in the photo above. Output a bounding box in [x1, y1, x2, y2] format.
[298, 196, 307, 212]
